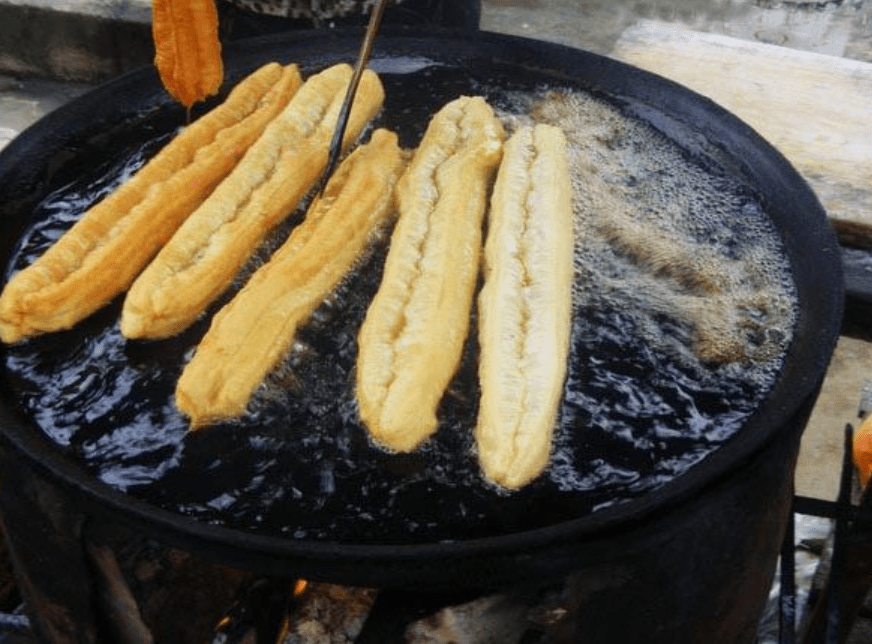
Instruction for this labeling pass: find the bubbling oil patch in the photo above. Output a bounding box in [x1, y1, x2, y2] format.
[505, 89, 796, 373]
[490, 88, 797, 498]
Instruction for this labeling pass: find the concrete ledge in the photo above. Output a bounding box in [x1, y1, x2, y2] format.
[0, 0, 153, 83]
[11, 0, 151, 21]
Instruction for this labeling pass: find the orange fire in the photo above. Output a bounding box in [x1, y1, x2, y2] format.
[854, 415, 872, 488]
[293, 579, 309, 597]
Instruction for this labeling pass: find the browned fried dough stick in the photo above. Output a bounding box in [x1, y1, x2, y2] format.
[596, 212, 729, 296]
[152, 0, 223, 108]
[175, 129, 405, 427]
[0, 62, 302, 344]
[356, 96, 505, 452]
[121, 63, 385, 340]
[595, 207, 749, 363]
[475, 124, 574, 489]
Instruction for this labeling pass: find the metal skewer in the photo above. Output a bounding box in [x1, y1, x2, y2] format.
[318, 0, 391, 194]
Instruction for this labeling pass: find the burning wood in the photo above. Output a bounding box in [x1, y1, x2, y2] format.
[280, 582, 377, 644]
[404, 593, 533, 644]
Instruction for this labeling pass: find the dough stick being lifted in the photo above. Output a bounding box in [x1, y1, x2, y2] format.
[176, 129, 405, 428]
[121, 63, 384, 340]
[0, 62, 302, 344]
[475, 124, 574, 489]
[152, 0, 223, 108]
[356, 96, 505, 452]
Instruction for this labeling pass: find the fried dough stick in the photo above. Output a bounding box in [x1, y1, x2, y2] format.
[153, 0, 223, 108]
[356, 96, 505, 452]
[475, 124, 574, 489]
[121, 64, 385, 340]
[175, 129, 405, 427]
[0, 62, 302, 345]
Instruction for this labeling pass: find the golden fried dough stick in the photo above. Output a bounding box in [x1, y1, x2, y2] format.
[0, 62, 302, 345]
[356, 96, 505, 452]
[121, 63, 385, 340]
[176, 129, 405, 427]
[475, 124, 574, 489]
[153, 0, 223, 108]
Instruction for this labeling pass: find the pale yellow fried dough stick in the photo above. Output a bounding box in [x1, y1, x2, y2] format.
[0, 62, 302, 345]
[121, 64, 385, 340]
[356, 96, 505, 452]
[475, 124, 574, 489]
[176, 129, 406, 428]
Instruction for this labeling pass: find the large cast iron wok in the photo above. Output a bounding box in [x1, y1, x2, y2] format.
[0, 28, 842, 600]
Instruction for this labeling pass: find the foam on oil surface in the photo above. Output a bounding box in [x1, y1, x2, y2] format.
[511, 90, 795, 374]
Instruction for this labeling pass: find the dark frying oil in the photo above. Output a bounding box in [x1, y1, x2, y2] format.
[1, 63, 796, 543]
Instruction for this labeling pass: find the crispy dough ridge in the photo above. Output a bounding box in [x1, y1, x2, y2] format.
[475, 124, 574, 489]
[356, 96, 505, 452]
[121, 64, 385, 340]
[0, 63, 301, 344]
[176, 129, 405, 427]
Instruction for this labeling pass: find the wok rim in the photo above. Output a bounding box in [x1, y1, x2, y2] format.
[0, 28, 844, 575]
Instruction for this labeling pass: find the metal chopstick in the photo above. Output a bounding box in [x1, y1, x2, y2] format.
[317, 0, 391, 194]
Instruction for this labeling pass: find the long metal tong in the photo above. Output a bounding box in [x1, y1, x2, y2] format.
[318, 0, 391, 193]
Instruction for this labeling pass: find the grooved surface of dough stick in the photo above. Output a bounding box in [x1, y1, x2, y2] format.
[152, 0, 224, 108]
[0, 62, 302, 345]
[176, 129, 405, 427]
[356, 96, 505, 452]
[121, 64, 385, 340]
[475, 124, 574, 489]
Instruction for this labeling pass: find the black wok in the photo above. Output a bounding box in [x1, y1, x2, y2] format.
[0, 27, 842, 608]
